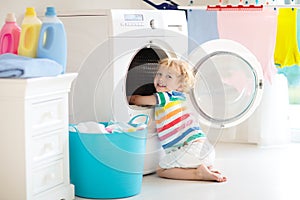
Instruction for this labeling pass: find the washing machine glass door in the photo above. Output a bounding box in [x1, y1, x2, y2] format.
[189, 39, 264, 128]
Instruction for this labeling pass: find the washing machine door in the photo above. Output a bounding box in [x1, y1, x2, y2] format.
[189, 39, 264, 128]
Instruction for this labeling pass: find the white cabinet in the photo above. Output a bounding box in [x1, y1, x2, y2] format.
[0, 73, 77, 200]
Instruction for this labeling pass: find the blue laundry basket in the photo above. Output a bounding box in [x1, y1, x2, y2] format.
[69, 115, 148, 199]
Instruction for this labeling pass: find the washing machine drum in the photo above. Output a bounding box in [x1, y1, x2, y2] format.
[189, 39, 264, 128]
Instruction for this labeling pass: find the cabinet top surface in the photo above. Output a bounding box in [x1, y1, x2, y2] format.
[0, 73, 77, 83]
[0, 73, 78, 98]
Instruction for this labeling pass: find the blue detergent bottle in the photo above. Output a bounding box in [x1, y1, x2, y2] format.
[37, 7, 67, 73]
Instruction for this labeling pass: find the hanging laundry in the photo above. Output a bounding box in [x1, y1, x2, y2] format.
[277, 65, 300, 86]
[187, 9, 219, 53]
[275, 8, 300, 104]
[217, 8, 278, 83]
[274, 8, 300, 68]
[297, 9, 300, 53]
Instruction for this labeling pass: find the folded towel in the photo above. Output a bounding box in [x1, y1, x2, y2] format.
[0, 53, 63, 78]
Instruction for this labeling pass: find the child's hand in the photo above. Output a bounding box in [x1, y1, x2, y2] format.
[127, 96, 132, 103]
[127, 95, 139, 105]
[128, 95, 139, 105]
[128, 95, 156, 106]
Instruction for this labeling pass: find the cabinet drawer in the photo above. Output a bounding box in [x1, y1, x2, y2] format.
[32, 130, 64, 163]
[32, 160, 64, 195]
[31, 98, 65, 134]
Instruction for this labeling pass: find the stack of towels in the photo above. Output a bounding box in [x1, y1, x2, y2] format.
[0, 53, 63, 78]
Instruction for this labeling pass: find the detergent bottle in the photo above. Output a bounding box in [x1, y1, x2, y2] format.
[0, 13, 21, 54]
[18, 7, 42, 58]
[37, 7, 67, 73]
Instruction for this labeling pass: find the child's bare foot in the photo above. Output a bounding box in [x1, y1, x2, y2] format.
[208, 166, 221, 174]
[196, 165, 227, 182]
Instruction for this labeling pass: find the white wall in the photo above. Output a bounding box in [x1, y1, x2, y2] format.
[0, 0, 227, 26]
[1, 0, 207, 25]
[1, 0, 273, 26]
[0, 0, 154, 26]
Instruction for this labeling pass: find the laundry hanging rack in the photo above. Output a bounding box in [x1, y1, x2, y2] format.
[143, 0, 263, 11]
[143, 0, 300, 11]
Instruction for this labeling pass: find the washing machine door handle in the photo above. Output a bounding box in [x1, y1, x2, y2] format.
[189, 39, 264, 129]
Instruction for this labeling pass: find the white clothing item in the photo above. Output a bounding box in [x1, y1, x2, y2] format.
[77, 121, 108, 134]
[159, 140, 215, 169]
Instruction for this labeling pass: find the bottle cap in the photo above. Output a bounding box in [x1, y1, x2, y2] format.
[5, 13, 16, 22]
[45, 7, 57, 17]
[25, 7, 36, 17]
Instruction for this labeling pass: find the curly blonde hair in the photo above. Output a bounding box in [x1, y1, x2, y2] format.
[158, 58, 195, 93]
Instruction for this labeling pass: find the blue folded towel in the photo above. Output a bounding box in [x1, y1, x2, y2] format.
[0, 53, 63, 78]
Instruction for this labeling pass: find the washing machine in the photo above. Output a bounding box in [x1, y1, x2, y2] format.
[59, 9, 264, 177]
[58, 9, 188, 174]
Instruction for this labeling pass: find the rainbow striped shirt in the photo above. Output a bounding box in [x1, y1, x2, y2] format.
[154, 91, 205, 151]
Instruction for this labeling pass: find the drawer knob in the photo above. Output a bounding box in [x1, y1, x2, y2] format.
[42, 111, 55, 120]
[44, 172, 56, 183]
[42, 143, 54, 154]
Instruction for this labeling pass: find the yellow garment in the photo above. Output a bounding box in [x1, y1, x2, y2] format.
[274, 8, 300, 68]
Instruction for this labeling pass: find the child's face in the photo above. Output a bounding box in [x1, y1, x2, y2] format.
[154, 65, 182, 92]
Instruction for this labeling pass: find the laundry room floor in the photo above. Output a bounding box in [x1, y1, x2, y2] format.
[75, 142, 300, 200]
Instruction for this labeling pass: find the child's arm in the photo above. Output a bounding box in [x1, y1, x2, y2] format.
[128, 95, 157, 106]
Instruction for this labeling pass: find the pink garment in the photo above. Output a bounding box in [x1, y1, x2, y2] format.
[217, 8, 278, 83]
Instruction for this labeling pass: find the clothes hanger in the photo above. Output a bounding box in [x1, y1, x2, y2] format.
[143, 0, 179, 10]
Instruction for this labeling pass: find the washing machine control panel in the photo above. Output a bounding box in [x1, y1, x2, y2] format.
[110, 9, 187, 36]
[121, 14, 145, 27]
[121, 21, 145, 27]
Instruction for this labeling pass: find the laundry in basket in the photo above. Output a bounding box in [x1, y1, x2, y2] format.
[71, 115, 148, 134]
[68, 114, 148, 199]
